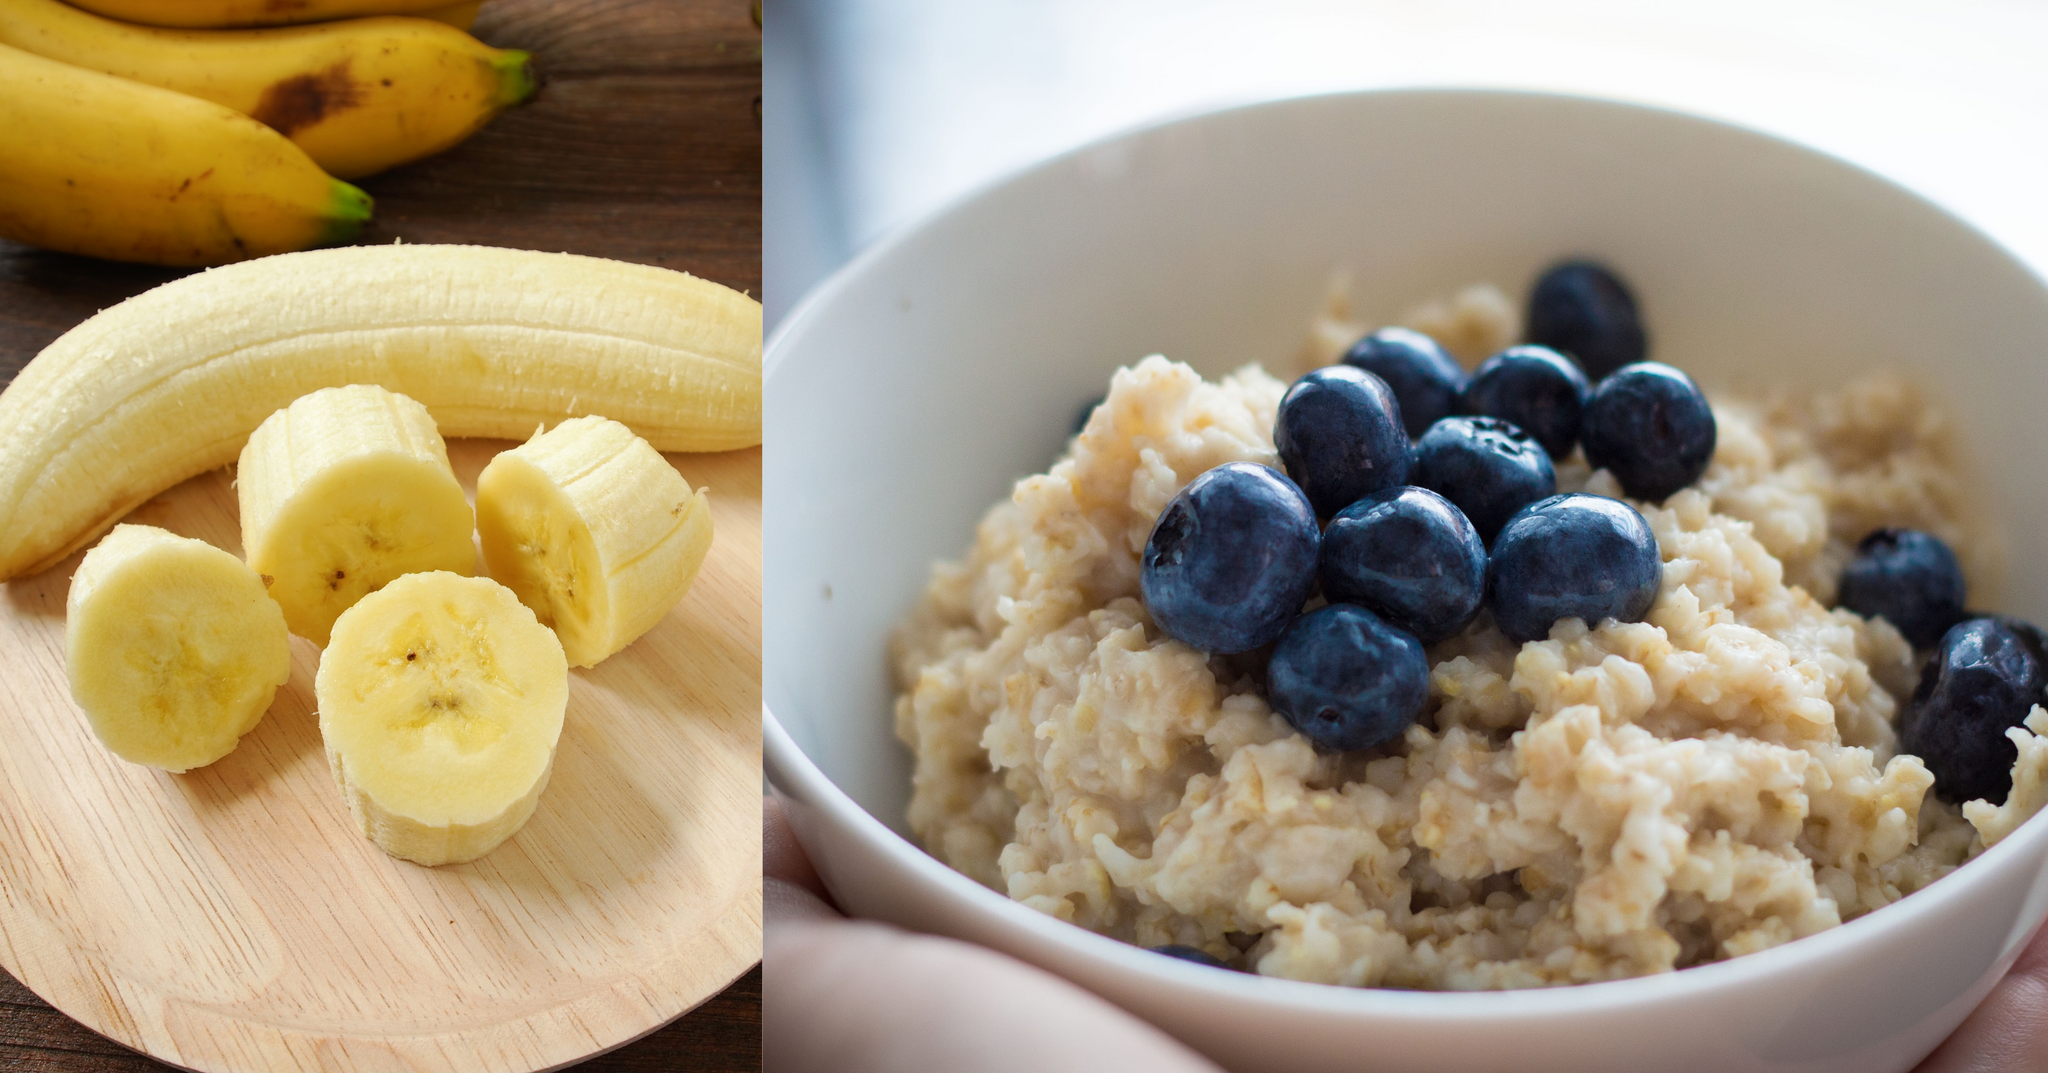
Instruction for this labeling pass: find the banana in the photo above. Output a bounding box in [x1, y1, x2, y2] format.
[0, 42, 371, 265]
[421, 0, 479, 29]
[238, 385, 477, 646]
[63, 0, 462, 28]
[317, 571, 567, 866]
[0, 244, 762, 582]
[66, 524, 292, 772]
[477, 416, 713, 667]
[0, 0, 535, 179]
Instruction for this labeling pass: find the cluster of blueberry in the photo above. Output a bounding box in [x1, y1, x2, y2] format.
[1123, 267, 2048, 971]
[1835, 527, 2048, 807]
[1127, 261, 2041, 833]
[1123, 268, 2046, 971]
[1140, 261, 1704, 755]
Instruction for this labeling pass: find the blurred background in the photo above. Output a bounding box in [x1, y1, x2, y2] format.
[765, 0, 2048, 332]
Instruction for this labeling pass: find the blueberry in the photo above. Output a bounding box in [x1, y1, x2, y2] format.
[1274, 366, 1410, 517]
[1487, 493, 1662, 643]
[1836, 528, 1967, 649]
[1267, 604, 1429, 753]
[1410, 416, 1555, 545]
[1526, 260, 1647, 380]
[1580, 362, 1717, 502]
[1140, 462, 1320, 653]
[1074, 394, 1105, 436]
[1460, 345, 1591, 460]
[1341, 327, 1467, 438]
[1151, 945, 1232, 969]
[1320, 486, 1486, 645]
[1903, 616, 2048, 804]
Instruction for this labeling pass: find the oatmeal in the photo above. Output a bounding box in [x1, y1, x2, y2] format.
[892, 300, 2040, 990]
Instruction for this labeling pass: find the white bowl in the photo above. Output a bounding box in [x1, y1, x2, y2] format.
[764, 89, 2048, 1073]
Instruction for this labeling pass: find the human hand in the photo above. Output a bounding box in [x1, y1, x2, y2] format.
[1914, 919, 2048, 1072]
[762, 796, 1224, 1073]
[765, 794, 2047, 1073]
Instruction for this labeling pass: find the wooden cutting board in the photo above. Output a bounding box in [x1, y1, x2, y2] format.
[0, 439, 762, 1073]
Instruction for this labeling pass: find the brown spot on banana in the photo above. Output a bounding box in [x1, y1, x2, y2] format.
[252, 62, 361, 136]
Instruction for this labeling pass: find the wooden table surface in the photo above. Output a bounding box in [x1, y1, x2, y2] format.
[0, 0, 763, 1068]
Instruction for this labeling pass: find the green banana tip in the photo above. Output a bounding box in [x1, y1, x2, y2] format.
[498, 50, 540, 105]
[319, 181, 376, 247]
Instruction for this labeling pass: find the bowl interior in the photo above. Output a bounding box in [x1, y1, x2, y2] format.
[766, 88, 2048, 846]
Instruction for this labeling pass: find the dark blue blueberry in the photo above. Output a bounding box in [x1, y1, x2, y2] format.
[1409, 416, 1555, 545]
[1274, 365, 1411, 517]
[1267, 603, 1429, 753]
[1073, 394, 1106, 436]
[1140, 462, 1320, 654]
[1580, 362, 1717, 502]
[1836, 528, 1967, 649]
[1903, 616, 2048, 804]
[1526, 260, 1647, 380]
[1487, 493, 1662, 643]
[1320, 486, 1486, 645]
[1151, 945, 1232, 969]
[1460, 345, 1591, 460]
[1341, 327, 1467, 438]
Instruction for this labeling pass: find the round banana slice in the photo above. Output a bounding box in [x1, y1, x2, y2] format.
[238, 384, 476, 646]
[66, 524, 291, 772]
[317, 571, 567, 866]
[476, 415, 713, 667]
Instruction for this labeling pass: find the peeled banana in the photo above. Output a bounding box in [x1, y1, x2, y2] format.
[66, 524, 292, 772]
[317, 571, 567, 866]
[478, 416, 714, 667]
[64, 0, 462, 28]
[0, 0, 536, 179]
[0, 244, 762, 582]
[0, 41, 371, 265]
[239, 385, 477, 646]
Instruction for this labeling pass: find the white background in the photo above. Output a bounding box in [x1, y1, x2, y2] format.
[765, 0, 2048, 331]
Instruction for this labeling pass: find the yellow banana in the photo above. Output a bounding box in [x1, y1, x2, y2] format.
[477, 416, 716, 668]
[0, 244, 763, 581]
[0, 0, 534, 179]
[420, 0, 478, 29]
[67, 524, 292, 772]
[319, 571, 567, 866]
[238, 385, 479, 645]
[63, 0, 462, 28]
[0, 42, 370, 265]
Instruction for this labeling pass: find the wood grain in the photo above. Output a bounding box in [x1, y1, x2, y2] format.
[0, 0, 762, 1067]
[0, 966, 761, 1071]
[0, 441, 761, 1072]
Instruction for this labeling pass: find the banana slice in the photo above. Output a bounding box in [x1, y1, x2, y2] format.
[66, 524, 291, 772]
[238, 384, 476, 646]
[476, 416, 713, 667]
[317, 571, 567, 866]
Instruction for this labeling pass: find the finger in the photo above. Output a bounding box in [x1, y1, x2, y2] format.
[764, 915, 1225, 1073]
[1914, 920, 2048, 1072]
[763, 794, 833, 906]
[766, 875, 840, 926]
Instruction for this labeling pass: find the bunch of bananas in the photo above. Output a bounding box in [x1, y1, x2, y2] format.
[0, 0, 535, 265]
